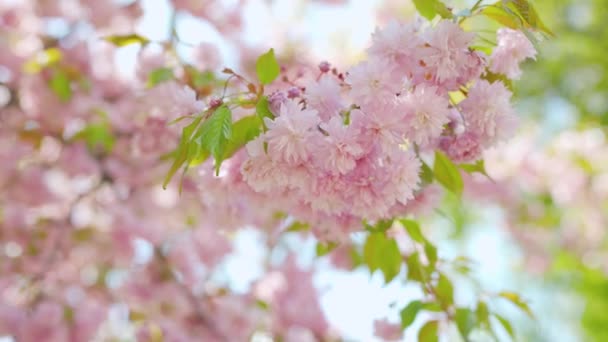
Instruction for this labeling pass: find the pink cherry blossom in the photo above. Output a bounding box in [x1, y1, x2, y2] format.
[373, 319, 403, 341]
[402, 85, 450, 147]
[490, 28, 537, 79]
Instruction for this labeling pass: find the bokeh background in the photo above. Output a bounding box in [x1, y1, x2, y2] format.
[2, 0, 608, 341]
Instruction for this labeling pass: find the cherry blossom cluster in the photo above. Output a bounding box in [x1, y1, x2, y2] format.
[239, 19, 534, 240]
[0, 0, 541, 340]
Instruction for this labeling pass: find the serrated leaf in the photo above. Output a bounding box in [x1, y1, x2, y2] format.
[104, 33, 150, 47]
[436, 273, 454, 307]
[494, 314, 515, 339]
[434, 151, 464, 197]
[503, 0, 554, 36]
[418, 320, 439, 342]
[147, 67, 174, 87]
[498, 291, 534, 318]
[455, 308, 476, 339]
[222, 114, 262, 159]
[198, 105, 233, 175]
[363, 232, 402, 283]
[400, 300, 423, 329]
[255, 48, 280, 85]
[49, 68, 72, 102]
[163, 115, 203, 189]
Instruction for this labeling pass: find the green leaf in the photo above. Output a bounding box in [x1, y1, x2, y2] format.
[49, 68, 72, 102]
[74, 123, 115, 153]
[103, 33, 150, 47]
[255, 48, 280, 85]
[424, 242, 438, 267]
[434, 151, 464, 197]
[222, 114, 262, 159]
[24, 48, 63, 73]
[459, 159, 490, 177]
[455, 308, 476, 339]
[406, 252, 424, 282]
[400, 300, 423, 329]
[418, 320, 439, 342]
[147, 67, 174, 87]
[413, 0, 452, 20]
[71, 227, 96, 242]
[436, 273, 454, 307]
[363, 232, 402, 283]
[498, 291, 534, 318]
[494, 314, 515, 339]
[421, 302, 443, 312]
[256, 96, 275, 122]
[476, 301, 490, 329]
[503, 0, 554, 36]
[420, 161, 434, 185]
[198, 105, 233, 175]
[316, 241, 338, 257]
[163, 116, 203, 189]
[285, 221, 309, 232]
[400, 219, 425, 244]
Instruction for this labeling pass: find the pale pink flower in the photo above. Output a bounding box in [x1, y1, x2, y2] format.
[350, 105, 407, 153]
[421, 21, 476, 87]
[402, 85, 450, 147]
[263, 100, 320, 166]
[142, 81, 204, 120]
[305, 75, 344, 121]
[459, 80, 518, 146]
[315, 116, 365, 174]
[373, 319, 403, 341]
[439, 131, 483, 163]
[367, 20, 424, 75]
[241, 138, 290, 193]
[490, 28, 537, 79]
[346, 57, 403, 107]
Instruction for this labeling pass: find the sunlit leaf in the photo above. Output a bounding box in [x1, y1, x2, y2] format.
[400, 300, 423, 329]
[494, 313, 515, 339]
[434, 151, 464, 197]
[418, 320, 439, 342]
[103, 33, 150, 47]
[436, 273, 454, 306]
[316, 241, 338, 257]
[197, 105, 233, 175]
[49, 68, 72, 102]
[498, 291, 534, 318]
[147, 67, 174, 87]
[363, 232, 402, 283]
[455, 308, 476, 339]
[255, 48, 281, 85]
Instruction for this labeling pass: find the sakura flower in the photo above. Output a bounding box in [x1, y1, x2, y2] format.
[439, 131, 483, 163]
[373, 319, 403, 341]
[192, 42, 222, 70]
[421, 21, 477, 88]
[367, 20, 424, 74]
[402, 85, 450, 147]
[142, 81, 204, 120]
[346, 57, 403, 107]
[490, 28, 537, 79]
[459, 80, 518, 146]
[315, 116, 364, 174]
[263, 100, 320, 165]
[305, 75, 344, 121]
